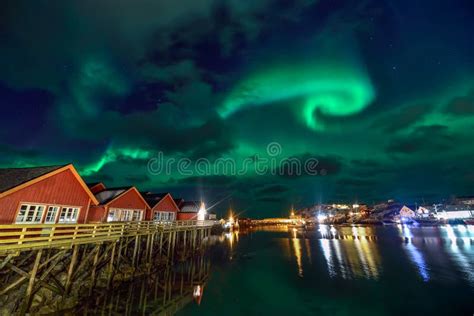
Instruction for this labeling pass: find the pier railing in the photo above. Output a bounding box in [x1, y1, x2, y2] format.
[0, 220, 216, 254]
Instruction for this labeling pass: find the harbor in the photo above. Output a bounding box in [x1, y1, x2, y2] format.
[0, 220, 214, 314]
[2, 1, 474, 314]
[179, 225, 474, 315]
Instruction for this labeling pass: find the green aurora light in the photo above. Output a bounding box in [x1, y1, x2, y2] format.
[82, 147, 151, 176]
[219, 62, 375, 130]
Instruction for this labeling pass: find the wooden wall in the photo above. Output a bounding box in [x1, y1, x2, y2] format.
[0, 169, 92, 224]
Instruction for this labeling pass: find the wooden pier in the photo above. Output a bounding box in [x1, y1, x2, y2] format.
[76, 255, 211, 315]
[0, 220, 215, 314]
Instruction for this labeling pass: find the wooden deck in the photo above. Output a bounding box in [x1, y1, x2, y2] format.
[0, 220, 216, 254]
[0, 220, 216, 314]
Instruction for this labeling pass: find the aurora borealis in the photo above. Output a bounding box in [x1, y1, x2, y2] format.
[1, 0, 474, 217]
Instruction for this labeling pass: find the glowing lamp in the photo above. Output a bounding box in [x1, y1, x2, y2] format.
[197, 202, 207, 221]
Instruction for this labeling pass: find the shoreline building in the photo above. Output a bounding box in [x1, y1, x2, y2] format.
[0, 164, 98, 224]
[141, 192, 180, 222]
[177, 201, 207, 221]
[88, 182, 106, 195]
[87, 186, 150, 223]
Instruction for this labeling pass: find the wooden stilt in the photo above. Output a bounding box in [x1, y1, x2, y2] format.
[65, 245, 78, 294]
[89, 245, 101, 294]
[159, 231, 164, 257]
[132, 236, 139, 269]
[21, 249, 43, 314]
[107, 242, 116, 287]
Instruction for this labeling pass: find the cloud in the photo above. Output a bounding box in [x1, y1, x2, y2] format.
[256, 184, 290, 195]
[386, 124, 453, 154]
[124, 174, 151, 185]
[256, 196, 285, 203]
[177, 175, 237, 186]
[444, 89, 474, 116]
[371, 103, 433, 133]
[337, 177, 377, 188]
[277, 154, 343, 178]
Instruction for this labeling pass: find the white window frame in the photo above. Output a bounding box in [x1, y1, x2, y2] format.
[107, 209, 121, 222]
[58, 207, 79, 224]
[109, 208, 143, 222]
[44, 206, 60, 224]
[121, 209, 133, 221]
[132, 210, 143, 221]
[153, 211, 175, 222]
[15, 204, 45, 224]
[169, 212, 176, 221]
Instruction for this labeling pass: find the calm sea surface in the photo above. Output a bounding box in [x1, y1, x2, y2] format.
[178, 225, 474, 316]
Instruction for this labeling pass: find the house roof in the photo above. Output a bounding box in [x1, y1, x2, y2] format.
[95, 186, 151, 208]
[87, 182, 106, 194]
[141, 192, 167, 208]
[0, 165, 65, 193]
[174, 198, 184, 207]
[0, 164, 99, 204]
[141, 192, 181, 211]
[180, 201, 200, 213]
[95, 187, 131, 204]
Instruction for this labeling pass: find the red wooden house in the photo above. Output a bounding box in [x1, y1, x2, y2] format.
[0, 164, 98, 224]
[177, 201, 203, 221]
[141, 192, 180, 221]
[87, 186, 150, 223]
[88, 182, 106, 194]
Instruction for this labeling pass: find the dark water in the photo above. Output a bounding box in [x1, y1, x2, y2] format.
[178, 225, 474, 316]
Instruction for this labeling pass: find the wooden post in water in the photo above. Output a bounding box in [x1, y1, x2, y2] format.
[159, 231, 164, 257]
[21, 249, 43, 314]
[192, 229, 197, 250]
[166, 231, 172, 260]
[65, 245, 78, 294]
[132, 235, 139, 269]
[171, 231, 177, 261]
[107, 242, 116, 287]
[90, 245, 101, 294]
[183, 231, 187, 256]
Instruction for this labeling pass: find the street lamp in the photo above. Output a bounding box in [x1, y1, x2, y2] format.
[197, 202, 207, 221]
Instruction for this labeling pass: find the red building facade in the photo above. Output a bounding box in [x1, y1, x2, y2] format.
[87, 187, 150, 223]
[142, 193, 180, 221]
[0, 165, 98, 224]
[88, 182, 106, 194]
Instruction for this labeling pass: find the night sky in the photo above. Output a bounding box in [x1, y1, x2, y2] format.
[1, 0, 474, 217]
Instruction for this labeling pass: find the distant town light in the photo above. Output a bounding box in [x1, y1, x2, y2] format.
[317, 214, 327, 222]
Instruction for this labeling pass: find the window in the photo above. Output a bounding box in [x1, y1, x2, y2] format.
[45, 206, 60, 223]
[121, 209, 133, 221]
[107, 209, 120, 222]
[153, 211, 175, 222]
[132, 210, 142, 221]
[16, 204, 45, 223]
[108, 208, 142, 222]
[58, 207, 79, 223]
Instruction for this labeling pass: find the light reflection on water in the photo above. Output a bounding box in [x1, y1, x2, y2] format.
[286, 225, 474, 284]
[398, 224, 430, 281]
[177, 226, 474, 316]
[290, 228, 304, 277]
[312, 225, 382, 280]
